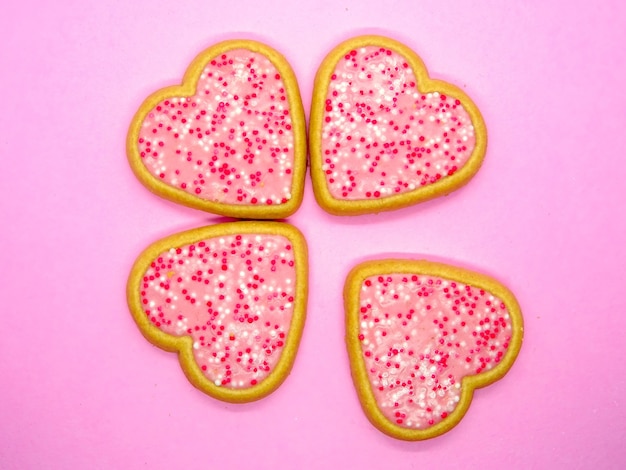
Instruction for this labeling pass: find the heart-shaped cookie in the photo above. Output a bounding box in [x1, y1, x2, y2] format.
[344, 259, 523, 440]
[127, 40, 307, 219]
[310, 36, 487, 215]
[126, 221, 308, 402]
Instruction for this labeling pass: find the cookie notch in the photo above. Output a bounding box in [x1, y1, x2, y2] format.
[127, 221, 308, 403]
[344, 259, 523, 440]
[127, 40, 307, 219]
[310, 35, 488, 216]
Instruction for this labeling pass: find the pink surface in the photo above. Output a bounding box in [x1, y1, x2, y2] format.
[1, 1, 625, 468]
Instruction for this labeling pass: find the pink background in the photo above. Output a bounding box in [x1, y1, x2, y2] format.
[1, 1, 625, 468]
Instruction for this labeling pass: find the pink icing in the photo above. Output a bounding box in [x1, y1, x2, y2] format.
[321, 46, 476, 200]
[358, 274, 512, 429]
[138, 49, 295, 206]
[140, 233, 297, 389]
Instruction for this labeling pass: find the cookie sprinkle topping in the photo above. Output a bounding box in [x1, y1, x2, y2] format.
[321, 47, 476, 200]
[139, 234, 296, 388]
[138, 50, 295, 206]
[359, 274, 512, 428]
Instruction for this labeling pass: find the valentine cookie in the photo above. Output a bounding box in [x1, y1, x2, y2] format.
[344, 259, 523, 440]
[310, 36, 487, 215]
[127, 40, 307, 219]
[126, 221, 308, 403]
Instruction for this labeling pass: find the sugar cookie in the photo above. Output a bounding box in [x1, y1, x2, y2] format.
[127, 40, 306, 218]
[310, 36, 487, 215]
[344, 259, 523, 439]
[127, 221, 308, 402]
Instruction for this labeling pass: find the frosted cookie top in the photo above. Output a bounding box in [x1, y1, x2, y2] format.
[359, 273, 512, 429]
[321, 46, 475, 200]
[141, 233, 296, 389]
[310, 36, 487, 215]
[127, 222, 308, 403]
[344, 260, 523, 440]
[128, 40, 306, 219]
